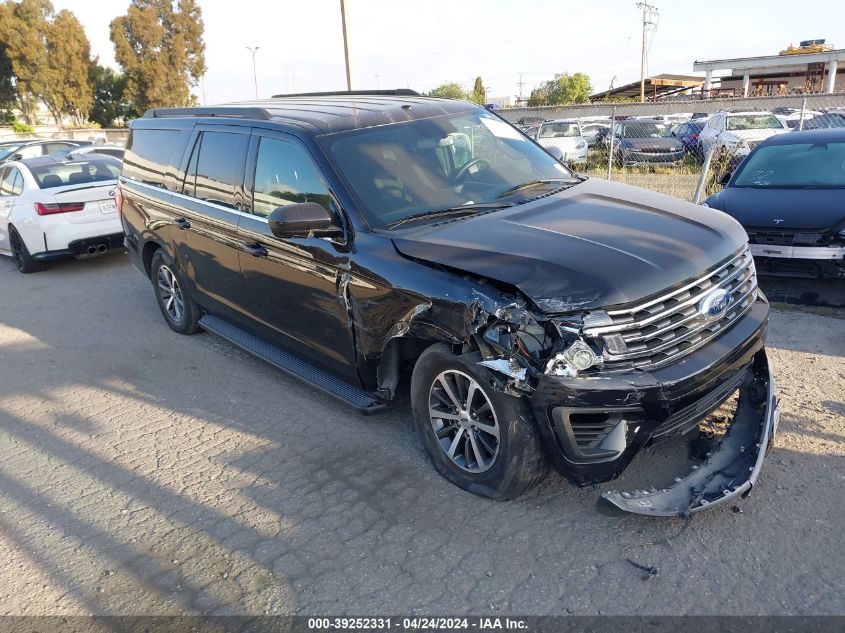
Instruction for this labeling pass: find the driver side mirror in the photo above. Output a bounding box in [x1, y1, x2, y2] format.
[267, 202, 342, 239]
[10, 153, 22, 161]
[545, 146, 565, 162]
[718, 171, 732, 186]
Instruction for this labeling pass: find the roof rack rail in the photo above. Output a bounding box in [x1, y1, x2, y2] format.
[271, 89, 421, 98]
[142, 106, 273, 120]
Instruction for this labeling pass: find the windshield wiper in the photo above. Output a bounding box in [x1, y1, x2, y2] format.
[386, 201, 513, 229]
[496, 178, 580, 199]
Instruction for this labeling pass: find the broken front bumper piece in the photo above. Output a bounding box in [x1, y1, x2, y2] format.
[600, 353, 779, 517]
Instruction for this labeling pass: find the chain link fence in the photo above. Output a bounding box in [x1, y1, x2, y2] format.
[498, 93, 845, 203]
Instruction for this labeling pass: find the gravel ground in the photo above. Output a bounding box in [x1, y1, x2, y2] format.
[0, 253, 842, 616]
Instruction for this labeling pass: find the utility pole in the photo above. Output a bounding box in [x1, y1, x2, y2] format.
[339, 0, 353, 90]
[374, 73, 380, 90]
[246, 46, 259, 99]
[517, 72, 526, 104]
[636, 1, 658, 102]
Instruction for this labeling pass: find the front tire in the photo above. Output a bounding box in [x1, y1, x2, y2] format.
[8, 226, 43, 274]
[150, 250, 200, 334]
[410, 344, 547, 500]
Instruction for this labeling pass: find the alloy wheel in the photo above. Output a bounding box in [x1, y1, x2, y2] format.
[428, 370, 500, 473]
[9, 231, 25, 271]
[157, 264, 185, 322]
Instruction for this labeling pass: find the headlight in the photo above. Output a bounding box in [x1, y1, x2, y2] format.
[545, 340, 600, 376]
[576, 141, 587, 149]
[701, 202, 710, 208]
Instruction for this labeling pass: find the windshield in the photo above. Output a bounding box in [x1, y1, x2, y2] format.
[622, 123, 671, 138]
[30, 157, 121, 189]
[320, 110, 576, 229]
[539, 122, 580, 138]
[733, 142, 845, 188]
[726, 114, 782, 131]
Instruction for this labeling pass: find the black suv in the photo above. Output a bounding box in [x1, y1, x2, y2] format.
[117, 92, 779, 516]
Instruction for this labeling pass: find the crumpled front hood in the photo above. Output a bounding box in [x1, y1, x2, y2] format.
[713, 187, 845, 230]
[392, 178, 747, 313]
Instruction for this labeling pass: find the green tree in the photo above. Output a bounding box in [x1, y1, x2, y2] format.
[470, 76, 485, 104]
[428, 82, 466, 100]
[43, 9, 93, 126]
[89, 65, 137, 127]
[0, 3, 17, 117]
[2, 0, 52, 125]
[527, 72, 592, 107]
[110, 0, 206, 112]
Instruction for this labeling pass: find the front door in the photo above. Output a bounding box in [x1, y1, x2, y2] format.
[236, 131, 359, 384]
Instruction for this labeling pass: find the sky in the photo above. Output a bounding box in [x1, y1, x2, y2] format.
[52, 0, 845, 105]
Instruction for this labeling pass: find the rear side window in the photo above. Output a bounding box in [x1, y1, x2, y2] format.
[30, 158, 121, 189]
[0, 166, 23, 195]
[183, 131, 249, 209]
[251, 137, 331, 217]
[123, 129, 181, 188]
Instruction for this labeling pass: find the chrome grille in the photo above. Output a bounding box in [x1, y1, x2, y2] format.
[584, 248, 758, 371]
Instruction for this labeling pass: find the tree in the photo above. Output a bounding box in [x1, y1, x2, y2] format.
[110, 0, 206, 112]
[0, 3, 17, 117]
[43, 9, 93, 126]
[0, 0, 93, 127]
[470, 76, 485, 104]
[89, 65, 137, 127]
[429, 82, 466, 100]
[527, 72, 592, 107]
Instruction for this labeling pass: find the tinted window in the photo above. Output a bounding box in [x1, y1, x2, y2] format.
[0, 166, 22, 195]
[185, 131, 249, 209]
[252, 138, 331, 217]
[30, 158, 121, 189]
[123, 128, 181, 188]
[733, 142, 845, 188]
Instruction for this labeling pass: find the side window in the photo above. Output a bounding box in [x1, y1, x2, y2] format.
[17, 144, 43, 159]
[251, 137, 331, 218]
[0, 167, 22, 195]
[44, 142, 75, 154]
[123, 128, 181, 188]
[186, 131, 249, 209]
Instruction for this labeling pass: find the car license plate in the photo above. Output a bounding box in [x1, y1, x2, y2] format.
[99, 200, 117, 214]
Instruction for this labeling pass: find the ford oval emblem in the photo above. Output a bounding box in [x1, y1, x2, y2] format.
[698, 288, 731, 321]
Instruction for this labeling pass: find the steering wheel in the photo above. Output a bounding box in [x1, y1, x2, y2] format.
[452, 158, 491, 184]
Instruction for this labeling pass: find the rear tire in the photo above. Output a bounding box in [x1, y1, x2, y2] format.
[410, 344, 547, 500]
[8, 226, 43, 274]
[150, 250, 200, 334]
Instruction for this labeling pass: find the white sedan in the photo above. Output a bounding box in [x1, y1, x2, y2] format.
[0, 155, 123, 273]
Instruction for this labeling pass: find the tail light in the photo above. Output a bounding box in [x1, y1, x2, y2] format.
[34, 202, 85, 216]
[113, 186, 124, 221]
[691, 133, 699, 140]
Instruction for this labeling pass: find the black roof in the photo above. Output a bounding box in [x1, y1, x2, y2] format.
[141, 95, 479, 135]
[761, 128, 845, 145]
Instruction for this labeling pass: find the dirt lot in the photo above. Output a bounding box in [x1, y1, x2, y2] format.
[0, 253, 842, 616]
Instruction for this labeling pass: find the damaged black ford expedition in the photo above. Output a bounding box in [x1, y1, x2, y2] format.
[117, 91, 779, 517]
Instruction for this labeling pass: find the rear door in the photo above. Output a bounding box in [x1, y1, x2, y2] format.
[236, 130, 359, 383]
[175, 126, 250, 319]
[0, 165, 23, 250]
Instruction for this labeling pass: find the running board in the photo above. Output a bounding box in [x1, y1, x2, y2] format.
[199, 314, 386, 415]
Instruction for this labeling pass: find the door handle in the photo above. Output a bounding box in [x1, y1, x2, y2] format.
[239, 242, 268, 257]
[174, 218, 191, 230]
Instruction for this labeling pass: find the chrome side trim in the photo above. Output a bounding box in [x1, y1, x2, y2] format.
[750, 244, 845, 260]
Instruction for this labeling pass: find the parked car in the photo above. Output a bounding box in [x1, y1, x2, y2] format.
[699, 111, 788, 161]
[0, 139, 92, 164]
[703, 128, 845, 278]
[533, 119, 588, 164]
[609, 119, 686, 167]
[117, 93, 777, 516]
[580, 122, 610, 147]
[0, 155, 123, 273]
[802, 112, 845, 130]
[51, 144, 126, 160]
[514, 116, 545, 130]
[671, 119, 707, 162]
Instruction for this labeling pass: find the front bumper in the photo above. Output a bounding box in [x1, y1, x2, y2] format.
[750, 243, 845, 261]
[528, 298, 776, 515]
[621, 150, 685, 166]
